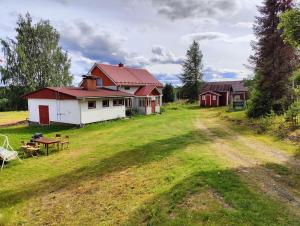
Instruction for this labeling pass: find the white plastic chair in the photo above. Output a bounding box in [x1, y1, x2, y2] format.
[0, 134, 21, 170]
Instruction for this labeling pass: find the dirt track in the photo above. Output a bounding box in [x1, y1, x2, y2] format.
[195, 115, 300, 213]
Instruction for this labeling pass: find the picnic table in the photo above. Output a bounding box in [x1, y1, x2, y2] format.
[32, 137, 60, 156]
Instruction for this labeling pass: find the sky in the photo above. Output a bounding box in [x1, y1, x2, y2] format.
[0, 0, 262, 86]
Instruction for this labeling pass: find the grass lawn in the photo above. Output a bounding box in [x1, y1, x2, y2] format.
[0, 103, 299, 225]
[0, 111, 28, 125]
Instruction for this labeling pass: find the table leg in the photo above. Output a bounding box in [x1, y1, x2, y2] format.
[47, 144, 49, 156]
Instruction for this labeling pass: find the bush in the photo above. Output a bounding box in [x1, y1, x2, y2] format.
[257, 112, 275, 133]
[285, 101, 300, 127]
[125, 109, 138, 117]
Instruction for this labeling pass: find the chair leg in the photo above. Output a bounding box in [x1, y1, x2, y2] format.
[16, 155, 22, 162]
[1, 160, 4, 171]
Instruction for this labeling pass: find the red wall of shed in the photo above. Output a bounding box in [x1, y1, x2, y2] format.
[91, 67, 115, 86]
[24, 89, 75, 100]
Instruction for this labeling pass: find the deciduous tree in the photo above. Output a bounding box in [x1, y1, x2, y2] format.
[0, 13, 73, 110]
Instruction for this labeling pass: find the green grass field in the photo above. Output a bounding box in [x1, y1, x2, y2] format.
[0, 103, 299, 225]
[0, 111, 28, 125]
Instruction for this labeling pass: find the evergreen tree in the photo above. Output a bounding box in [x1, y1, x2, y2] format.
[180, 41, 203, 101]
[0, 13, 73, 110]
[162, 83, 175, 103]
[247, 0, 299, 117]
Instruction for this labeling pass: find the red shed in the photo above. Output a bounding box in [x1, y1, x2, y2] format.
[200, 91, 221, 107]
[199, 81, 248, 107]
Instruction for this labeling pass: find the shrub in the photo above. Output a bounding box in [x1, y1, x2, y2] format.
[257, 111, 276, 133]
[285, 101, 300, 127]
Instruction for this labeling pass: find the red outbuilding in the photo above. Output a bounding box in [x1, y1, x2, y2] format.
[199, 81, 248, 107]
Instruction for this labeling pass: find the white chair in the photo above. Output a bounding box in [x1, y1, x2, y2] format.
[0, 134, 21, 170]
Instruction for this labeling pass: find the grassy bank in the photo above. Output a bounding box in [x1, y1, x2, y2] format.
[0, 111, 28, 125]
[0, 104, 299, 225]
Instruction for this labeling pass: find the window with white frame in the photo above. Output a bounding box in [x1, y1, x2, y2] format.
[96, 78, 103, 87]
[212, 95, 216, 101]
[88, 101, 96, 109]
[102, 99, 109, 107]
[202, 95, 205, 101]
[125, 98, 132, 107]
[139, 98, 145, 107]
[113, 99, 124, 106]
[155, 96, 160, 105]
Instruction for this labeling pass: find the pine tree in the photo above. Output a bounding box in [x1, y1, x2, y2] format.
[180, 41, 203, 101]
[247, 0, 299, 117]
[0, 13, 73, 110]
[162, 83, 175, 103]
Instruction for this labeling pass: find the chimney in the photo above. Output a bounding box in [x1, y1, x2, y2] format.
[118, 62, 124, 67]
[82, 75, 97, 91]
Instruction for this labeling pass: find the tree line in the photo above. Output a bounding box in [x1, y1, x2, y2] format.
[0, 13, 73, 111]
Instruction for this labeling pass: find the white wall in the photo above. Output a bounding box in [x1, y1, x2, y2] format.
[28, 99, 81, 125]
[80, 99, 126, 124]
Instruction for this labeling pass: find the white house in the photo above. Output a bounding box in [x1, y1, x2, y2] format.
[23, 76, 133, 125]
[23, 63, 163, 125]
[87, 63, 163, 115]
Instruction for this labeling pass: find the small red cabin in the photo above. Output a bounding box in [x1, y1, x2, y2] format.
[199, 81, 248, 107]
[200, 91, 221, 107]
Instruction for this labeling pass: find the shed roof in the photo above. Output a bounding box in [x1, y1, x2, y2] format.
[23, 87, 133, 99]
[95, 64, 163, 87]
[202, 81, 248, 93]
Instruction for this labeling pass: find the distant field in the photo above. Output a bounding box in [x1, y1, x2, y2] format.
[0, 111, 28, 125]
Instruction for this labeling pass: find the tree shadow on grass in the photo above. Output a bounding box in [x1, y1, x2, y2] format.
[0, 130, 210, 209]
[123, 167, 300, 226]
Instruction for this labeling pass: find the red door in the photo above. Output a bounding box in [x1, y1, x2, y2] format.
[205, 95, 211, 107]
[151, 100, 156, 113]
[39, 105, 49, 125]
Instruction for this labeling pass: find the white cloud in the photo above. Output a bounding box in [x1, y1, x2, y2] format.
[182, 32, 254, 44]
[231, 22, 253, 29]
[149, 0, 241, 20]
[150, 45, 184, 64]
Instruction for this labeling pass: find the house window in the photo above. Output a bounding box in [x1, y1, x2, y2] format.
[96, 78, 103, 87]
[234, 95, 241, 101]
[202, 95, 205, 101]
[125, 98, 132, 107]
[139, 98, 145, 107]
[102, 99, 109, 107]
[88, 101, 96, 109]
[124, 86, 130, 90]
[113, 99, 124, 106]
[212, 95, 216, 101]
[155, 96, 160, 105]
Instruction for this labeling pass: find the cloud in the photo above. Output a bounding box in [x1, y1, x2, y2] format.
[182, 32, 254, 43]
[59, 20, 183, 68]
[154, 73, 181, 85]
[60, 20, 128, 64]
[149, 0, 240, 20]
[231, 22, 253, 29]
[203, 66, 250, 82]
[150, 45, 183, 64]
[182, 32, 229, 42]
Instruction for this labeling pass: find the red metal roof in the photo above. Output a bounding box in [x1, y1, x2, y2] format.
[97, 64, 163, 87]
[134, 86, 160, 96]
[202, 81, 248, 93]
[23, 87, 133, 99]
